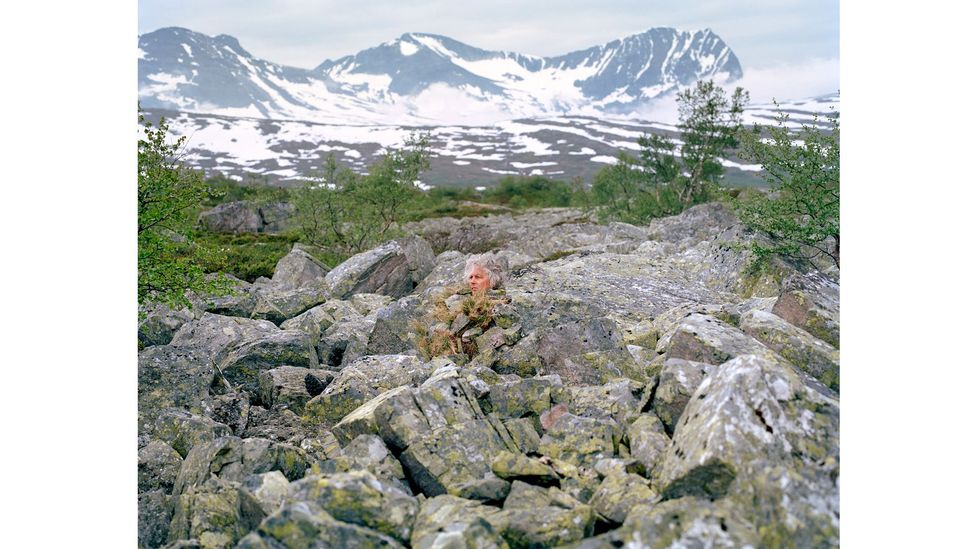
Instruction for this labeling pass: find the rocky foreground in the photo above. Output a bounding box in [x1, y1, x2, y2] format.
[138, 203, 840, 548]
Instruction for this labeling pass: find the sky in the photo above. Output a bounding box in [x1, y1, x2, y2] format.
[138, 0, 839, 100]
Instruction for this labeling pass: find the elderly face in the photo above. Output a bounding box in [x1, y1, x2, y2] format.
[467, 265, 491, 293]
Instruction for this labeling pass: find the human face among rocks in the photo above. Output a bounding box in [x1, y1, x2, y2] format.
[467, 265, 491, 294]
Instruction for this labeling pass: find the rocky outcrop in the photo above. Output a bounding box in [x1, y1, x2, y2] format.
[138, 204, 840, 547]
[198, 200, 294, 234]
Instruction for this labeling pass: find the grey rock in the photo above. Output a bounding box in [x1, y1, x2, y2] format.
[741, 308, 840, 391]
[152, 408, 232, 458]
[502, 480, 551, 510]
[288, 470, 418, 543]
[331, 386, 412, 445]
[241, 501, 404, 548]
[324, 236, 435, 299]
[626, 415, 670, 478]
[367, 295, 422, 354]
[168, 477, 265, 546]
[198, 201, 263, 234]
[210, 392, 251, 436]
[565, 378, 647, 425]
[411, 495, 508, 548]
[257, 366, 333, 413]
[538, 413, 616, 468]
[497, 504, 595, 548]
[338, 434, 407, 486]
[772, 270, 840, 348]
[139, 305, 195, 348]
[588, 472, 659, 524]
[241, 471, 290, 515]
[279, 298, 362, 341]
[242, 406, 314, 445]
[250, 285, 332, 325]
[349, 292, 396, 316]
[138, 489, 172, 549]
[652, 358, 716, 435]
[613, 497, 760, 548]
[304, 355, 433, 426]
[658, 313, 777, 366]
[138, 345, 215, 434]
[316, 314, 375, 370]
[241, 437, 310, 481]
[139, 440, 183, 494]
[270, 246, 329, 289]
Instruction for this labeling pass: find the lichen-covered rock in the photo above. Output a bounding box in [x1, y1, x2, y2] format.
[658, 313, 777, 365]
[367, 295, 422, 354]
[173, 437, 245, 497]
[399, 418, 513, 502]
[331, 386, 412, 445]
[198, 201, 264, 234]
[772, 270, 840, 348]
[350, 293, 396, 317]
[497, 505, 595, 548]
[242, 406, 313, 445]
[625, 415, 670, 478]
[324, 236, 435, 299]
[238, 501, 404, 548]
[612, 498, 761, 548]
[337, 434, 407, 487]
[491, 452, 559, 486]
[241, 471, 290, 515]
[564, 378, 647, 424]
[192, 275, 258, 319]
[588, 472, 659, 524]
[257, 366, 333, 414]
[170, 314, 277, 361]
[287, 470, 419, 543]
[304, 355, 433, 426]
[168, 477, 265, 547]
[316, 314, 375, 369]
[139, 305, 195, 348]
[270, 247, 329, 289]
[279, 299, 361, 341]
[210, 392, 251, 437]
[217, 330, 317, 397]
[241, 438, 310, 481]
[139, 440, 184, 494]
[652, 358, 715, 435]
[410, 495, 508, 548]
[537, 413, 616, 468]
[250, 286, 332, 325]
[153, 409, 232, 459]
[740, 309, 841, 391]
[655, 354, 839, 546]
[502, 480, 551, 510]
[138, 345, 216, 433]
[502, 418, 541, 454]
[139, 489, 172, 548]
[489, 376, 559, 419]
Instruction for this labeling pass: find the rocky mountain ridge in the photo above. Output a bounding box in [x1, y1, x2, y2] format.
[138, 26, 741, 123]
[138, 203, 840, 547]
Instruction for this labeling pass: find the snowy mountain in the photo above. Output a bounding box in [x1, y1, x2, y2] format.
[138, 27, 742, 124]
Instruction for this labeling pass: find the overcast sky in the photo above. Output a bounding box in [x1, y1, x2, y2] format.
[138, 0, 838, 70]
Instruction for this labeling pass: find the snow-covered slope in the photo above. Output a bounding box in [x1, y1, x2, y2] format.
[139, 27, 742, 124]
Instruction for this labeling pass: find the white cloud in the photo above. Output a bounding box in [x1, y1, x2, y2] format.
[736, 58, 840, 104]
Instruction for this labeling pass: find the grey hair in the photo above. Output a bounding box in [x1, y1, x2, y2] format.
[464, 253, 508, 289]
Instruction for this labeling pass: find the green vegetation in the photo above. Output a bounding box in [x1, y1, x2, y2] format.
[293, 134, 430, 255]
[592, 80, 748, 224]
[735, 108, 840, 268]
[138, 113, 231, 308]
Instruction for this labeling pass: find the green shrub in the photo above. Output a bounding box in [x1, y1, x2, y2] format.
[483, 175, 573, 208]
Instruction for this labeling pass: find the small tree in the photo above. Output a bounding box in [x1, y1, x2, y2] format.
[736, 108, 840, 268]
[293, 133, 431, 255]
[594, 79, 748, 223]
[138, 112, 229, 308]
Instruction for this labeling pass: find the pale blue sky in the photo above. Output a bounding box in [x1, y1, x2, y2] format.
[138, 0, 839, 71]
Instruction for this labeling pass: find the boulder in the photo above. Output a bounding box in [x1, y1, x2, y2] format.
[625, 415, 670, 478]
[564, 378, 647, 425]
[497, 505, 595, 548]
[270, 246, 329, 289]
[772, 270, 840, 348]
[210, 391, 251, 436]
[138, 490, 172, 549]
[336, 434, 407, 487]
[238, 501, 404, 548]
[331, 386, 412, 445]
[168, 477, 266, 546]
[658, 313, 777, 365]
[488, 376, 559, 419]
[218, 330, 318, 397]
[172, 436, 309, 496]
[411, 495, 508, 548]
[257, 366, 334, 414]
[279, 299, 361, 341]
[652, 358, 716, 435]
[491, 452, 559, 486]
[152, 408, 232, 458]
[170, 313, 278, 363]
[241, 437, 310, 481]
[612, 497, 761, 548]
[139, 305, 195, 348]
[324, 236, 435, 299]
[304, 355, 434, 426]
[349, 293, 395, 316]
[502, 417, 541, 455]
[288, 470, 419, 543]
[316, 315, 375, 370]
[257, 201, 295, 232]
[588, 472, 659, 524]
[242, 406, 314, 445]
[198, 201, 263, 234]
[740, 309, 841, 391]
[367, 295, 423, 354]
[250, 286, 332, 325]
[138, 345, 215, 433]
[655, 354, 839, 546]
[138, 440, 183, 493]
[537, 413, 616, 468]
[241, 471, 290, 515]
[502, 480, 551, 510]
[399, 418, 513, 501]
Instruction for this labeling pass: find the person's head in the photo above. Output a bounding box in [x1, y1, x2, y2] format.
[464, 253, 507, 293]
